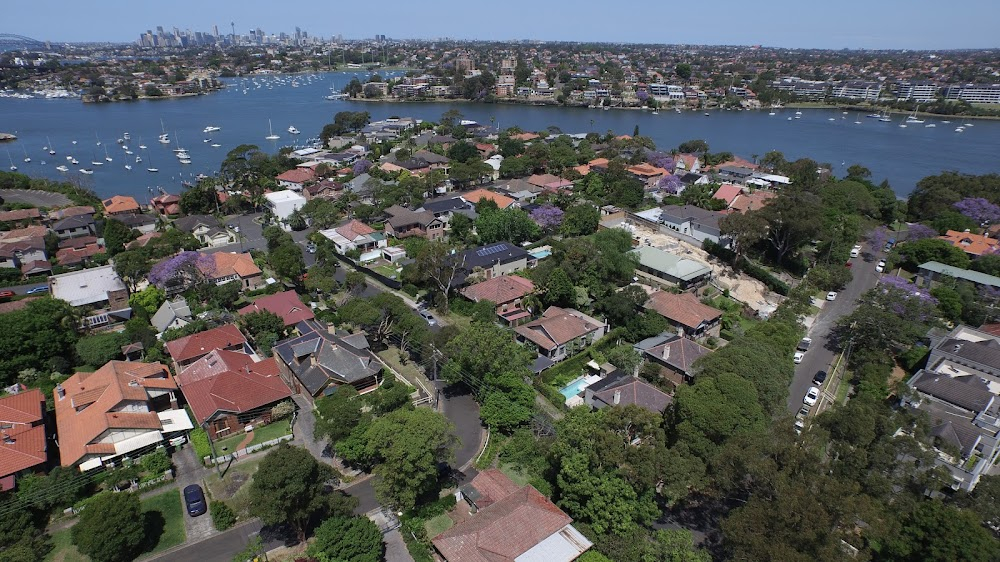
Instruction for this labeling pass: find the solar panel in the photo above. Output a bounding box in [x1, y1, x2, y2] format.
[477, 243, 508, 257]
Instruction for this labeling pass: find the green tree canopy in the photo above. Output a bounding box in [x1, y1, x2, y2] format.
[71, 492, 144, 562]
[306, 516, 383, 562]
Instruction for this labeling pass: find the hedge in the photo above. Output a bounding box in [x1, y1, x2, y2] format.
[189, 427, 212, 462]
[211, 501, 236, 531]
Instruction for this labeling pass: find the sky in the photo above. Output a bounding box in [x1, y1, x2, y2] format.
[7, 0, 1000, 50]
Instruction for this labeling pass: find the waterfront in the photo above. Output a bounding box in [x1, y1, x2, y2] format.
[2, 70, 999, 199]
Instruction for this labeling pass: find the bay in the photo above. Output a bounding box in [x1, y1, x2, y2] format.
[1, 70, 998, 200]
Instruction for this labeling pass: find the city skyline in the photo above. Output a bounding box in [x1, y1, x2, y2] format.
[6, 0, 1000, 50]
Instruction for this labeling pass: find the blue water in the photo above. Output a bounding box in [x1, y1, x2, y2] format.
[529, 249, 552, 259]
[2, 69, 1000, 199]
[560, 376, 589, 399]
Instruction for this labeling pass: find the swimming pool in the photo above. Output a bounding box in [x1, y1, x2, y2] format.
[559, 376, 589, 399]
[529, 249, 552, 259]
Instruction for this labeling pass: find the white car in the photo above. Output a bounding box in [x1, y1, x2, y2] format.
[794, 418, 805, 434]
[826, 291, 838, 301]
[793, 351, 805, 364]
[876, 260, 886, 273]
[803, 386, 820, 406]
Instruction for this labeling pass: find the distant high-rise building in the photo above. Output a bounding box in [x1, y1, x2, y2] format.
[455, 51, 475, 73]
[213, 24, 220, 38]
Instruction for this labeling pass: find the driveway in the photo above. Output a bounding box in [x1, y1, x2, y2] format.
[786, 241, 884, 412]
[436, 382, 484, 472]
[172, 446, 216, 543]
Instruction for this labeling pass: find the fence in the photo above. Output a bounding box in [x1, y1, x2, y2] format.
[203, 434, 294, 465]
[331, 252, 403, 290]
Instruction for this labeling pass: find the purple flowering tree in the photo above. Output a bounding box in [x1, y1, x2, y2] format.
[637, 90, 649, 103]
[866, 226, 890, 250]
[648, 153, 676, 172]
[657, 174, 684, 195]
[907, 223, 938, 241]
[530, 204, 564, 231]
[954, 197, 1000, 225]
[352, 159, 372, 176]
[148, 251, 212, 290]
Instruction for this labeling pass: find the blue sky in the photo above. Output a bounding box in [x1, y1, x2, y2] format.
[8, 0, 1000, 50]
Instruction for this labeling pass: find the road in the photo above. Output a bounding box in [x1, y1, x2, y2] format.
[786, 241, 884, 413]
[145, 518, 281, 562]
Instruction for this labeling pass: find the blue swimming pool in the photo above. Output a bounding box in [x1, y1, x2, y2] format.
[529, 249, 552, 259]
[559, 376, 588, 399]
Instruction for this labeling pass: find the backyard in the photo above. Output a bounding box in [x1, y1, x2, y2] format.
[209, 418, 292, 457]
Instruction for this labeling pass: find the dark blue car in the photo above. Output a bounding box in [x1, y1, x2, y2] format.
[183, 484, 207, 517]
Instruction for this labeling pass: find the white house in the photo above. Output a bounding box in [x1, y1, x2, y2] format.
[264, 190, 307, 224]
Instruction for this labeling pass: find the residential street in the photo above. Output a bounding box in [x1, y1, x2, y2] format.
[786, 241, 884, 412]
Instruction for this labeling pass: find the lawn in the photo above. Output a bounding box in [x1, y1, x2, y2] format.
[139, 489, 186, 555]
[424, 513, 454, 539]
[499, 463, 531, 487]
[377, 348, 427, 388]
[44, 527, 87, 562]
[205, 458, 263, 519]
[371, 263, 402, 280]
[209, 419, 292, 456]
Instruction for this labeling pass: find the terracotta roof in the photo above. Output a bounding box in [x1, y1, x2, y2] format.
[729, 190, 776, 213]
[645, 291, 723, 330]
[587, 158, 610, 169]
[0, 390, 47, 487]
[627, 163, 669, 178]
[102, 195, 140, 214]
[48, 206, 95, 220]
[0, 388, 44, 426]
[335, 219, 376, 240]
[276, 168, 317, 185]
[56, 244, 103, 266]
[0, 225, 47, 243]
[0, 208, 40, 222]
[54, 361, 176, 467]
[433, 472, 575, 562]
[165, 324, 248, 364]
[514, 306, 603, 351]
[461, 189, 515, 210]
[176, 350, 290, 425]
[127, 231, 162, 249]
[466, 469, 522, 509]
[198, 252, 261, 280]
[0, 296, 38, 314]
[461, 275, 534, 305]
[509, 132, 540, 142]
[238, 290, 315, 326]
[712, 183, 743, 205]
[940, 230, 1000, 256]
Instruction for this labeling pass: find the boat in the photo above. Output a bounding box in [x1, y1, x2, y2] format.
[79, 168, 93, 175]
[325, 92, 348, 100]
[854, 113, 862, 124]
[104, 146, 112, 162]
[942, 120, 951, 124]
[125, 150, 133, 155]
[71, 140, 77, 145]
[265, 119, 280, 140]
[138, 143, 147, 150]
[288, 126, 300, 135]
[22, 146, 30, 163]
[175, 152, 190, 160]
[905, 107, 924, 124]
[675, 108, 681, 113]
[794, 114, 801, 119]
[203, 126, 221, 133]
[828, 117, 836, 121]
[866, 112, 881, 118]
[135, 156, 142, 163]
[703, 112, 710, 116]
[91, 157, 103, 166]
[47, 137, 55, 156]
[95, 133, 101, 146]
[795, 110, 803, 115]
[925, 123, 936, 128]
[787, 117, 793, 121]
[768, 110, 776, 116]
[158, 119, 171, 144]
[124, 164, 132, 170]
[210, 143, 221, 148]
[898, 119, 907, 128]
[964, 123, 974, 127]
[6, 149, 16, 171]
[55, 165, 69, 172]
[956, 127, 965, 132]
[179, 158, 192, 165]
[878, 110, 892, 122]
[70, 158, 79, 165]
[122, 132, 130, 141]
[651, 110, 659, 115]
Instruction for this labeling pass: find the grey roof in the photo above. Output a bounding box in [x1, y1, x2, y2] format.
[421, 195, 474, 215]
[718, 165, 755, 177]
[52, 214, 94, 231]
[631, 246, 712, 282]
[274, 324, 382, 396]
[920, 261, 1000, 289]
[659, 205, 724, 233]
[173, 214, 219, 233]
[643, 335, 712, 374]
[116, 213, 156, 228]
[587, 370, 672, 413]
[937, 337, 1000, 373]
[150, 297, 192, 333]
[385, 206, 438, 229]
[530, 355, 556, 374]
[910, 371, 995, 413]
[680, 173, 704, 185]
[461, 242, 530, 271]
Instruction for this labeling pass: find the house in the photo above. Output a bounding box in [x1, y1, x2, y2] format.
[729, 190, 776, 213]
[383, 205, 445, 241]
[273, 319, 383, 403]
[631, 246, 713, 289]
[0, 237, 47, 271]
[150, 194, 181, 216]
[55, 243, 104, 268]
[175, 350, 292, 440]
[174, 215, 236, 247]
[115, 213, 158, 235]
[275, 168, 317, 191]
[20, 260, 51, 277]
[0, 208, 41, 227]
[434, 468, 591, 562]
[645, 291, 723, 339]
[150, 297, 193, 333]
[0, 389, 47, 491]
[53, 361, 191, 471]
[460, 275, 535, 325]
[461, 188, 515, 210]
[238, 290, 315, 327]
[627, 163, 669, 187]
[420, 194, 476, 225]
[263, 190, 307, 223]
[712, 183, 744, 207]
[197, 252, 263, 291]
[165, 324, 250, 369]
[48, 206, 95, 222]
[674, 154, 701, 174]
[635, 333, 712, 387]
[514, 306, 609, 362]
[584, 370, 673, 413]
[457, 242, 536, 284]
[49, 265, 129, 308]
[320, 219, 387, 255]
[901, 325, 1000, 491]
[102, 195, 140, 216]
[52, 214, 96, 240]
[940, 230, 1000, 257]
[304, 179, 345, 201]
[527, 173, 574, 192]
[126, 231, 162, 250]
[918, 261, 1000, 293]
[659, 205, 729, 246]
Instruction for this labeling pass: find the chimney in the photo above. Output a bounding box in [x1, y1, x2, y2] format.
[55, 384, 65, 400]
[662, 345, 670, 361]
[613, 390, 621, 405]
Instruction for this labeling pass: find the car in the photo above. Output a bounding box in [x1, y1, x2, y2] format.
[306, 242, 317, 254]
[850, 245, 861, 258]
[797, 405, 811, 419]
[803, 386, 820, 407]
[813, 370, 828, 385]
[797, 337, 812, 351]
[845, 261, 853, 268]
[793, 351, 805, 364]
[419, 310, 437, 326]
[793, 418, 805, 434]
[0, 290, 13, 300]
[183, 484, 207, 517]
[876, 259, 886, 273]
[826, 291, 837, 301]
[25, 286, 49, 295]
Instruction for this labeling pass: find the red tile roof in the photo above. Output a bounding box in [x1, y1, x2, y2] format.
[198, 252, 261, 280]
[335, 219, 376, 240]
[460, 275, 535, 306]
[165, 324, 247, 364]
[729, 190, 776, 213]
[645, 291, 722, 330]
[0, 208, 40, 222]
[462, 189, 515, 209]
[176, 350, 290, 425]
[238, 290, 315, 327]
[713, 183, 743, 205]
[514, 306, 604, 351]
[940, 230, 1000, 256]
[466, 469, 522, 509]
[276, 168, 317, 185]
[102, 195, 140, 215]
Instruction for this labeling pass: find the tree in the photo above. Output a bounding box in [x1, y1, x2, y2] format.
[179, 183, 218, 215]
[409, 241, 464, 313]
[148, 251, 210, 290]
[530, 204, 564, 232]
[882, 500, 1000, 562]
[561, 203, 600, 237]
[758, 190, 823, 264]
[249, 444, 352, 542]
[846, 164, 872, 179]
[269, 242, 306, 281]
[954, 197, 1000, 226]
[671, 373, 767, 462]
[307, 516, 383, 562]
[447, 140, 479, 163]
[647, 530, 711, 562]
[895, 238, 970, 270]
[361, 408, 457, 511]
[314, 386, 362, 446]
[449, 212, 473, 243]
[238, 310, 286, 352]
[475, 207, 540, 245]
[101, 219, 135, 257]
[677, 139, 708, 154]
[556, 453, 652, 535]
[75, 332, 127, 366]
[0, 298, 79, 385]
[719, 211, 768, 265]
[543, 267, 576, 308]
[71, 492, 144, 562]
[128, 285, 165, 317]
[674, 63, 693, 81]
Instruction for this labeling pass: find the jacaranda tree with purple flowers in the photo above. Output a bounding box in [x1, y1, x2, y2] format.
[352, 159, 372, 176]
[530, 204, 564, 232]
[906, 223, 938, 240]
[833, 279, 940, 360]
[648, 153, 676, 172]
[148, 251, 212, 290]
[954, 197, 1000, 226]
[657, 174, 684, 195]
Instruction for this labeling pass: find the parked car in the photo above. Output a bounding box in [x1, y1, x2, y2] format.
[420, 310, 437, 326]
[306, 242, 317, 254]
[826, 291, 838, 301]
[797, 405, 811, 419]
[793, 418, 805, 434]
[876, 260, 886, 273]
[793, 351, 805, 364]
[183, 484, 207, 517]
[803, 386, 820, 407]
[797, 337, 812, 351]
[0, 290, 14, 300]
[813, 370, 828, 385]
[850, 245, 862, 258]
[25, 286, 49, 295]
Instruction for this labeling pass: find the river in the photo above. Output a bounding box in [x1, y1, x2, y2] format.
[1, 70, 998, 200]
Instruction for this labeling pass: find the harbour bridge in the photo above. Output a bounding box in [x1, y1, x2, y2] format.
[0, 34, 48, 52]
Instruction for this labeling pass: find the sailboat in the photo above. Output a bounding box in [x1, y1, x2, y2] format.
[7, 149, 17, 171]
[878, 109, 892, 122]
[854, 113, 862, 124]
[158, 118, 171, 144]
[265, 119, 280, 140]
[90, 151, 104, 166]
[898, 118, 908, 128]
[104, 146, 112, 163]
[47, 137, 55, 156]
[905, 106, 924, 124]
[22, 145, 30, 163]
[95, 133, 101, 146]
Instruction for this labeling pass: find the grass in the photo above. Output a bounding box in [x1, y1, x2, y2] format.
[377, 348, 427, 388]
[44, 527, 87, 562]
[205, 458, 263, 519]
[499, 463, 531, 487]
[424, 513, 454, 539]
[139, 489, 186, 555]
[371, 263, 402, 280]
[835, 371, 852, 404]
[248, 419, 292, 446]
